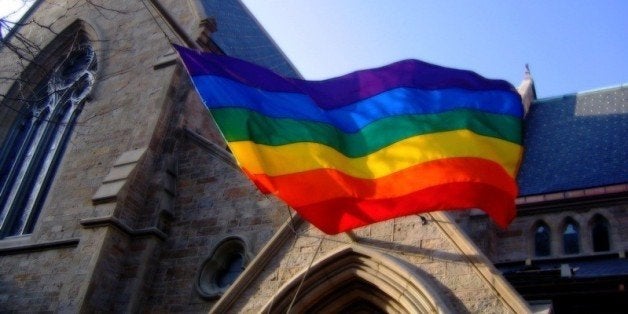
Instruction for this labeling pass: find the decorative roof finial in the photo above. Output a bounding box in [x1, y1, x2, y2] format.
[518, 63, 537, 115]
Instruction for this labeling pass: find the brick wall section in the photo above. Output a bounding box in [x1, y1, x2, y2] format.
[156, 0, 203, 40]
[0, 246, 79, 312]
[79, 228, 130, 311]
[114, 67, 190, 231]
[0, 227, 111, 312]
[180, 92, 225, 147]
[77, 67, 191, 311]
[141, 132, 287, 312]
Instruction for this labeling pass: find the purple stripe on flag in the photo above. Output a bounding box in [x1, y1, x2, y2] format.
[174, 45, 517, 110]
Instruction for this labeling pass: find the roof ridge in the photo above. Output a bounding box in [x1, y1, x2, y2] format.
[535, 83, 628, 102]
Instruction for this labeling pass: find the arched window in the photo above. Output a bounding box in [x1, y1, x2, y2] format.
[562, 218, 580, 255]
[534, 221, 551, 257]
[591, 215, 610, 252]
[0, 33, 95, 238]
[197, 237, 248, 299]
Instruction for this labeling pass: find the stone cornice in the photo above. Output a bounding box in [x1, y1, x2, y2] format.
[80, 216, 168, 241]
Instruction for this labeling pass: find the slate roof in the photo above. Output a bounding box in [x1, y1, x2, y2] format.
[201, 0, 299, 78]
[517, 85, 628, 196]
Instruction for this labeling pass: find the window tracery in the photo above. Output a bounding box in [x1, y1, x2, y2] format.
[0, 36, 95, 238]
[197, 236, 248, 299]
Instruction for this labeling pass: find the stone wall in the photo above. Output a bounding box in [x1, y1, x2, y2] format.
[0, 0, 189, 310]
[212, 212, 529, 313]
[461, 203, 628, 263]
[141, 125, 288, 312]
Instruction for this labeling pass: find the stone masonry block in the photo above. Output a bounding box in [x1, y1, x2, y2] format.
[103, 163, 137, 182]
[114, 148, 147, 166]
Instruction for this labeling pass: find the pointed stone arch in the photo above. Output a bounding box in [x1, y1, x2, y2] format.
[262, 245, 452, 314]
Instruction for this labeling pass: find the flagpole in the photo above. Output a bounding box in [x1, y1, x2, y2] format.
[286, 236, 324, 313]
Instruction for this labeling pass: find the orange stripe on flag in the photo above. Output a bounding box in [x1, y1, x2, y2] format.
[246, 157, 516, 208]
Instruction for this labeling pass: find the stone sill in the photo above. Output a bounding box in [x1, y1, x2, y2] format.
[0, 237, 79, 256]
[80, 216, 167, 241]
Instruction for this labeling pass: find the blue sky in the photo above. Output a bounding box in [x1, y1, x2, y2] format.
[2, 1, 626, 98]
[242, 1, 628, 98]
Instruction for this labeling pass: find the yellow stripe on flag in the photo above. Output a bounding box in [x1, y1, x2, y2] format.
[228, 129, 522, 179]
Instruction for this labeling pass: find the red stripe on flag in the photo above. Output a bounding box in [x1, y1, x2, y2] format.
[294, 182, 516, 234]
[247, 157, 516, 207]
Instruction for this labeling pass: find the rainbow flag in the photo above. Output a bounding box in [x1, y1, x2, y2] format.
[175, 45, 524, 234]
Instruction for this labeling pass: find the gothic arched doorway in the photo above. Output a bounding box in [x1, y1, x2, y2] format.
[262, 246, 451, 313]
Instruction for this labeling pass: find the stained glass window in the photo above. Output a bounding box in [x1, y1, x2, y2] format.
[562, 219, 580, 254]
[592, 215, 610, 252]
[534, 222, 551, 257]
[197, 237, 247, 298]
[0, 38, 95, 237]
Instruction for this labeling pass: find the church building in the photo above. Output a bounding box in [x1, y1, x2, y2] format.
[0, 1, 625, 312]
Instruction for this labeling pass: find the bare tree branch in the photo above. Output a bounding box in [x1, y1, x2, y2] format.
[1, 1, 137, 128]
